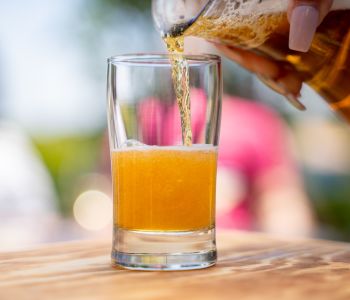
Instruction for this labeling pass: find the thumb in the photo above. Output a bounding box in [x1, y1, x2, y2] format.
[288, 0, 333, 52]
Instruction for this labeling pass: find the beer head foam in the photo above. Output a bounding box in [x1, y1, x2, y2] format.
[186, 0, 289, 48]
[220, 0, 287, 16]
[212, 0, 350, 47]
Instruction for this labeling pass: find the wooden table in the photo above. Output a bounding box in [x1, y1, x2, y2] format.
[1, 231, 350, 300]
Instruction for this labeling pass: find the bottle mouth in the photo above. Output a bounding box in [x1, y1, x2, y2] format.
[152, 0, 213, 37]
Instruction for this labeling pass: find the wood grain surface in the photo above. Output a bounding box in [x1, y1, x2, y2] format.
[1, 231, 350, 300]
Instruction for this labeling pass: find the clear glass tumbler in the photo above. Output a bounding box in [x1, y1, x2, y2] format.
[107, 54, 221, 270]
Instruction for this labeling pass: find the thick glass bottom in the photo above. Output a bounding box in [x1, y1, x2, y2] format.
[111, 227, 216, 271]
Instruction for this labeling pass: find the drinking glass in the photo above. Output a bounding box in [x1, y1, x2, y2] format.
[107, 54, 221, 270]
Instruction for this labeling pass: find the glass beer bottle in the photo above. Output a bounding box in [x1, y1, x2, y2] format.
[153, 0, 350, 122]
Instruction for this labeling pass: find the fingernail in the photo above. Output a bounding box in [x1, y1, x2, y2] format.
[286, 94, 306, 111]
[289, 5, 319, 52]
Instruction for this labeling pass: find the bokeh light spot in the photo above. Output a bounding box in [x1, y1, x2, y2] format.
[73, 190, 112, 231]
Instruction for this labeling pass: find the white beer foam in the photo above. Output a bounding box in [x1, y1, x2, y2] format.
[220, 0, 287, 16]
[200, 0, 287, 48]
[220, 0, 349, 16]
[206, 0, 348, 49]
[115, 142, 217, 152]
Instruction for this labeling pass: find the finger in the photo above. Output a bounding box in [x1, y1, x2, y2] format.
[288, 0, 333, 52]
[216, 45, 305, 109]
[215, 44, 280, 79]
[276, 70, 303, 97]
[258, 73, 305, 110]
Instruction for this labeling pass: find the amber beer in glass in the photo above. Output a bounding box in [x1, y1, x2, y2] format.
[107, 54, 221, 270]
[113, 148, 217, 231]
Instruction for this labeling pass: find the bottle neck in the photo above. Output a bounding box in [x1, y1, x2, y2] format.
[152, 0, 211, 37]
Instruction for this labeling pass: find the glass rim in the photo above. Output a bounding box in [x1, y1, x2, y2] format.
[107, 53, 221, 66]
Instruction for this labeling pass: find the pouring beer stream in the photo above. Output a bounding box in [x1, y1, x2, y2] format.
[155, 0, 350, 122]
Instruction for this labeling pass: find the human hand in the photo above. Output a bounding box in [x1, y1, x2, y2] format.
[216, 43, 306, 110]
[216, 0, 333, 109]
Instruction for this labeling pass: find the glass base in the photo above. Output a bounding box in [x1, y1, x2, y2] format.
[111, 227, 216, 271]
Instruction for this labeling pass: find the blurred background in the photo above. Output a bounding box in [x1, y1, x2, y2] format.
[1, 0, 350, 251]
